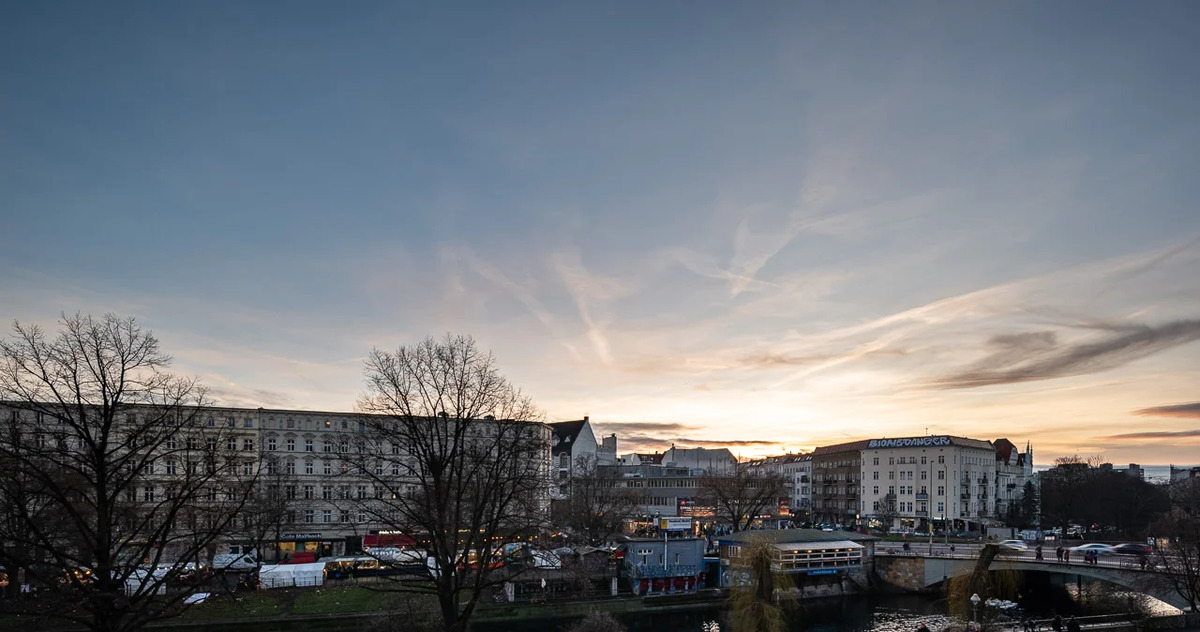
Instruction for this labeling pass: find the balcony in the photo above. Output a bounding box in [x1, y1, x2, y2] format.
[915, 510, 929, 517]
[915, 493, 928, 500]
[960, 493, 970, 500]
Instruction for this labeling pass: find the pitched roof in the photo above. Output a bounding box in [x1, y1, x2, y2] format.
[548, 419, 588, 456]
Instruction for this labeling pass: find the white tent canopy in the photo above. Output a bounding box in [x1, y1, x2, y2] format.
[258, 562, 325, 589]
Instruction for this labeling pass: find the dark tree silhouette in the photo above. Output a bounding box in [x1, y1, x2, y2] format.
[699, 464, 786, 532]
[0, 314, 256, 632]
[559, 454, 640, 546]
[354, 334, 550, 632]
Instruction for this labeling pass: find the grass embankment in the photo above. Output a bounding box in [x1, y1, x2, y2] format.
[176, 585, 432, 622]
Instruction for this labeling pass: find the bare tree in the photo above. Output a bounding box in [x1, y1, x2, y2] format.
[224, 453, 294, 578]
[1149, 477, 1200, 611]
[560, 454, 640, 546]
[355, 334, 549, 632]
[0, 313, 257, 632]
[699, 464, 786, 533]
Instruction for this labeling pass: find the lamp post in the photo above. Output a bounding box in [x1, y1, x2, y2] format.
[970, 592, 981, 623]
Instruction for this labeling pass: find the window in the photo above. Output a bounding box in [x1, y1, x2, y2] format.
[286, 438, 295, 451]
[323, 510, 332, 523]
[873, 457, 879, 465]
[938, 455, 945, 464]
[340, 510, 350, 523]
[305, 439, 313, 452]
[166, 437, 176, 450]
[921, 471, 927, 480]
[242, 461, 253, 475]
[267, 437, 277, 451]
[937, 502, 944, 513]
[339, 441, 348, 453]
[286, 461, 295, 475]
[357, 486, 367, 499]
[227, 417, 235, 428]
[305, 461, 314, 474]
[266, 460, 277, 475]
[938, 470, 945, 480]
[559, 454, 569, 468]
[888, 471, 895, 480]
[206, 437, 217, 451]
[285, 485, 296, 499]
[322, 486, 332, 500]
[207, 417, 215, 427]
[937, 486, 945, 496]
[244, 418, 254, 428]
[286, 419, 295, 429]
[921, 456, 927, 465]
[325, 420, 331, 428]
[144, 461, 154, 475]
[143, 486, 155, 502]
[888, 486, 895, 495]
[358, 509, 367, 523]
[323, 441, 331, 453]
[304, 485, 314, 499]
[323, 461, 331, 475]
[888, 457, 894, 465]
[165, 460, 176, 475]
[304, 510, 314, 523]
[873, 471, 879, 480]
[243, 438, 254, 451]
[285, 510, 296, 523]
[873, 486, 879, 495]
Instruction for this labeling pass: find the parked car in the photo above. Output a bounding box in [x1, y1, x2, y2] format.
[998, 540, 1028, 551]
[1113, 543, 1151, 556]
[1070, 543, 1116, 556]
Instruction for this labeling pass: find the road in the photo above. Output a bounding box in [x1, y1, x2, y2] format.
[873, 541, 1151, 571]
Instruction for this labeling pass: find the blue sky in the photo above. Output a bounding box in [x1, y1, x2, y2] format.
[3, 2, 1199, 463]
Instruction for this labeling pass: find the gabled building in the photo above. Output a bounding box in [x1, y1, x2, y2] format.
[548, 417, 598, 499]
[993, 438, 1034, 522]
[662, 446, 736, 473]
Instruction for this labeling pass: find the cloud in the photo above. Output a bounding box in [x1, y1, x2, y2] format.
[930, 319, 1200, 389]
[675, 438, 779, 447]
[1133, 402, 1200, 418]
[206, 386, 295, 409]
[1096, 429, 1200, 440]
[591, 421, 697, 433]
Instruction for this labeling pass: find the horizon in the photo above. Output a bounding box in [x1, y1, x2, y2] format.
[3, 2, 1199, 465]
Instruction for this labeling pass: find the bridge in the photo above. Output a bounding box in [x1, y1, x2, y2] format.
[873, 542, 1191, 611]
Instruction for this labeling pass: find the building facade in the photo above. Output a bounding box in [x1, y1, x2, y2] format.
[811, 440, 869, 527]
[860, 435, 996, 532]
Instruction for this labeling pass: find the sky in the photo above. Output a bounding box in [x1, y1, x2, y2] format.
[2, 2, 1199, 465]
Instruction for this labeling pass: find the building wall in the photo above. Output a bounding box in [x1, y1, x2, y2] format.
[860, 437, 996, 529]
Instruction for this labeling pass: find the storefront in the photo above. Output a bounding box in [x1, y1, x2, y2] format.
[276, 532, 339, 561]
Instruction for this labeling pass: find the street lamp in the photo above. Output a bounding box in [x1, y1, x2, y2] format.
[970, 592, 981, 623]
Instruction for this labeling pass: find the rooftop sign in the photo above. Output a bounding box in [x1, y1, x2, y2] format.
[868, 436, 951, 449]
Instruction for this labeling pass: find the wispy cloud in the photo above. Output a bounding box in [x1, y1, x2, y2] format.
[1097, 429, 1200, 440]
[930, 319, 1200, 389]
[550, 248, 631, 365]
[1134, 402, 1200, 419]
[592, 421, 697, 433]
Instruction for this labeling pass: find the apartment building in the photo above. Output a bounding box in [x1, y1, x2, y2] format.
[860, 435, 996, 531]
[993, 438, 1034, 521]
[2, 403, 552, 562]
[744, 453, 812, 519]
[811, 440, 870, 526]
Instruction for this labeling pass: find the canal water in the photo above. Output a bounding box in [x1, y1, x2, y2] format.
[475, 583, 1180, 632]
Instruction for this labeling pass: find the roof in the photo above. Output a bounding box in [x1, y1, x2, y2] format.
[812, 440, 872, 456]
[994, 438, 1017, 461]
[548, 419, 588, 455]
[772, 540, 863, 551]
[718, 528, 878, 545]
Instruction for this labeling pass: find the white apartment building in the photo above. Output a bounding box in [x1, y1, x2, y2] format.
[860, 435, 996, 531]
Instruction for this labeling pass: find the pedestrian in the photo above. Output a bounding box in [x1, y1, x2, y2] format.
[1052, 614, 1063, 632]
[1036, 545, 1043, 560]
[1063, 548, 1070, 564]
[1067, 617, 1081, 632]
[917, 622, 931, 632]
[1056, 546, 1064, 562]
